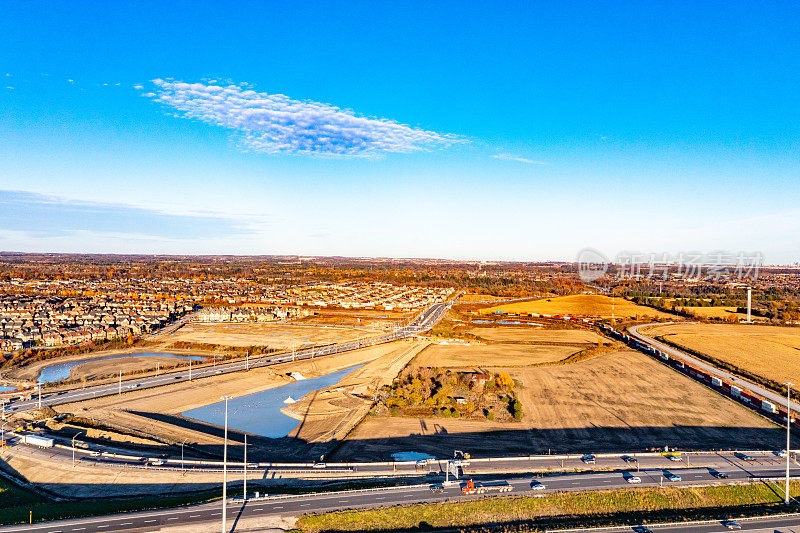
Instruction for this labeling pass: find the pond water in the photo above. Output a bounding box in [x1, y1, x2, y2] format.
[37, 353, 205, 384]
[182, 365, 362, 438]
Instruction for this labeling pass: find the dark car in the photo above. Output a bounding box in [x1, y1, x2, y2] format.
[429, 484, 444, 493]
[622, 455, 638, 463]
[711, 470, 728, 479]
[632, 526, 653, 533]
[581, 454, 596, 464]
[721, 520, 742, 530]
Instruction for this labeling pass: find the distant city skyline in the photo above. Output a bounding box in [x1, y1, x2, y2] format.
[2, 2, 799, 262]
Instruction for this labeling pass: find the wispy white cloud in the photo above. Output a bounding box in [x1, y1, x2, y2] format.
[139, 79, 467, 157]
[491, 153, 547, 165]
[133, 84, 144, 90]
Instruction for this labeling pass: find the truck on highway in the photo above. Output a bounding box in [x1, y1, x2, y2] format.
[21, 434, 54, 448]
[461, 479, 513, 495]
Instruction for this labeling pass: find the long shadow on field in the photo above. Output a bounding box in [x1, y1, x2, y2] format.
[118, 411, 787, 463]
[327, 424, 787, 462]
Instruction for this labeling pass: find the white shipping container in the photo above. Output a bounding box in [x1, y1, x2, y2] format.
[731, 386, 742, 398]
[711, 377, 723, 387]
[21, 434, 54, 448]
[762, 400, 777, 414]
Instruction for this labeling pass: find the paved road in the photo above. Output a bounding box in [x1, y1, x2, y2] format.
[1, 458, 796, 532]
[629, 323, 799, 413]
[1, 300, 451, 415]
[564, 514, 800, 533]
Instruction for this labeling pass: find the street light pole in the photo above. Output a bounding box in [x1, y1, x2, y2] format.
[72, 431, 84, 468]
[221, 395, 232, 533]
[243, 434, 247, 500]
[786, 382, 793, 505]
[181, 438, 187, 471]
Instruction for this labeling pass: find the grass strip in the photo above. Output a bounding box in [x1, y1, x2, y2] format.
[296, 481, 800, 532]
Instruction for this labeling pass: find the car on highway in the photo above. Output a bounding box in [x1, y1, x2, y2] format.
[665, 454, 681, 462]
[622, 455, 637, 463]
[429, 484, 444, 493]
[722, 520, 742, 529]
[148, 459, 164, 466]
[89, 451, 101, 457]
[530, 480, 546, 490]
[710, 470, 728, 479]
[664, 473, 681, 482]
[734, 452, 756, 461]
[312, 462, 327, 469]
[775, 450, 787, 458]
[581, 454, 596, 464]
[632, 526, 653, 533]
[625, 475, 641, 484]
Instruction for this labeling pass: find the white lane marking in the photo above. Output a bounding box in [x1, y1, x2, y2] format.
[167, 517, 178, 520]
[189, 515, 201, 518]
[253, 508, 264, 511]
[97, 526, 109, 529]
[144, 520, 156, 523]
[300, 503, 310, 507]
[119, 523, 132, 526]
[273, 506, 283, 509]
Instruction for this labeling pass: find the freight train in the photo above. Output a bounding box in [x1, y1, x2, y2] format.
[595, 323, 792, 427]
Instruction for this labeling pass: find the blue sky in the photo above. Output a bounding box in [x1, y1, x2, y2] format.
[2, 1, 799, 262]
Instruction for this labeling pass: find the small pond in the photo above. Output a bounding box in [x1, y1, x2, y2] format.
[182, 365, 362, 438]
[37, 353, 205, 384]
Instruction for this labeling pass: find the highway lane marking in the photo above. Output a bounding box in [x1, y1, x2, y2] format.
[144, 520, 156, 523]
[189, 515, 201, 518]
[96, 526, 109, 529]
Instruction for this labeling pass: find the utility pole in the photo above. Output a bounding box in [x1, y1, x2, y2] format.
[37, 387, 41, 409]
[221, 395, 232, 533]
[156, 362, 160, 376]
[118, 370, 122, 395]
[786, 382, 793, 505]
[243, 434, 247, 500]
[189, 360, 192, 381]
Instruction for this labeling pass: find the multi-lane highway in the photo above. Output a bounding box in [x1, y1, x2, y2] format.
[0, 452, 796, 532]
[2, 300, 451, 415]
[629, 323, 799, 413]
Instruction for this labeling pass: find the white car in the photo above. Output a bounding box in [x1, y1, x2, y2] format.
[626, 476, 641, 484]
[148, 459, 164, 466]
[666, 454, 682, 462]
[312, 462, 327, 469]
[530, 480, 546, 490]
[776, 450, 788, 458]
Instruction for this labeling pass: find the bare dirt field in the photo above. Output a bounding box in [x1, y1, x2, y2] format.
[412, 326, 608, 368]
[641, 322, 800, 385]
[479, 294, 675, 319]
[333, 349, 780, 460]
[66, 355, 192, 381]
[458, 294, 508, 303]
[297, 309, 412, 329]
[411, 344, 583, 367]
[152, 322, 377, 349]
[467, 327, 605, 344]
[679, 306, 750, 320]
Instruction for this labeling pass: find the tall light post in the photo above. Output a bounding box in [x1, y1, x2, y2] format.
[72, 431, 84, 468]
[243, 434, 247, 500]
[786, 382, 793, 505]
[181, 438, 188, 472]
[220, 395, 232, 533]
